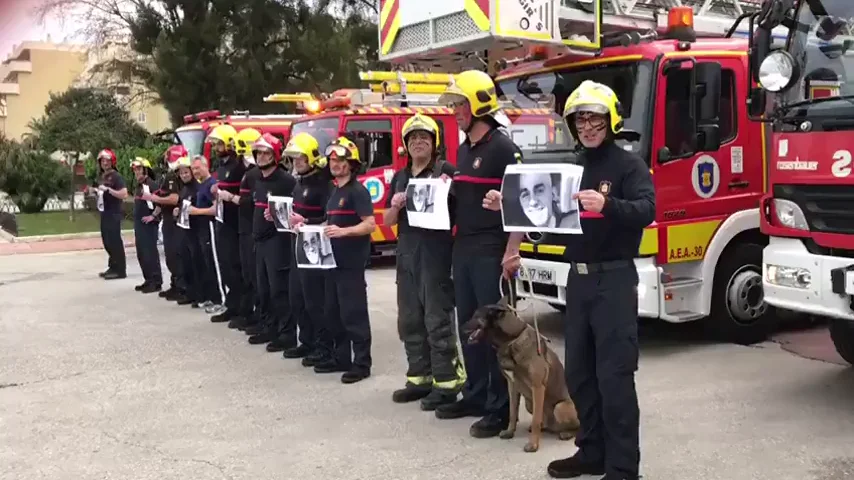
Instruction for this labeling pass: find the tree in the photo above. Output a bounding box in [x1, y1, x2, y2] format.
[36, 0, 384, 125]
[28, 87, 149, 219]
[0, 140, 71, 214]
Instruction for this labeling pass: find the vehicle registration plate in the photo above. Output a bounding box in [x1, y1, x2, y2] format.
[846, 271, 854, 295]
[519, 266, 556, 285]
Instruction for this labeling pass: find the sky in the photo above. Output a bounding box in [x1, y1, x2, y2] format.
[0, 0, 82, 61]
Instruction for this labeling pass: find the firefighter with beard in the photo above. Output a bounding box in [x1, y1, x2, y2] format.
[433, 70, 525, 438]
[223, 128, 262, 331]
[172, 156, 202, 307]
[206, 125, 245, 321]
[298, 136, 375, 384]
[130, 157, 162, 293]
[383, 113, 465, 410]
[143, 146, 188, 301]
[89, 148, 129, 279]
[485, 81, 654, 480]
[283, 133, 333, 362]
[246, 133, 297, 347]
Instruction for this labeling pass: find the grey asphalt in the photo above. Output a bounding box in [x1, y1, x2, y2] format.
[1, 251, 853, 480]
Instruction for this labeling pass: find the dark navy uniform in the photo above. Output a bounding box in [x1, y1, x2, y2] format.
[214, 153, 248, 320]
[387, 159, 463, 402]
[156, 171, 184, 295]
[561, 141, 654, 479]
[98, 169, 127, 276]
[251, 167, 297, 344]
[315, 178, 374, 377]
[286, 170, 333, 362]
[175, 179, 201, 306]
[234, 165, 259, 329]
[436, 128, 520, 435]
[133, 176, 162, 288]
[192, 175, 222, 306]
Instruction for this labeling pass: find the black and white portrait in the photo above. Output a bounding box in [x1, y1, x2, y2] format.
[268, 195, 294, 233]
[500, 163, 583, 234]
[296, 225, 336, 269]
[215, 198, 224, 223]
[178, 199, 191, 230]
[405, 178, 452, 231]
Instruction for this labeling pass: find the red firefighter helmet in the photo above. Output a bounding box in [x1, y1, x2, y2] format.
[165, 145, 188, 170]
[252, 133, 283, 163]
[97, 148, 117, 167]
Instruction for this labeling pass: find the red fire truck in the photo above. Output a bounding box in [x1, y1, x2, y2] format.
[750, 0, 854, 364]
[378, 0, 794, 344]
[173, 109, 302, 161]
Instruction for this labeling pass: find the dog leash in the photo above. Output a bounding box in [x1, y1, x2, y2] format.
[500, 255, 543, 356]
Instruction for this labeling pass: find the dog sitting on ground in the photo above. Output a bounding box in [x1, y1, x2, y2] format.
[464, 297, 580, 452]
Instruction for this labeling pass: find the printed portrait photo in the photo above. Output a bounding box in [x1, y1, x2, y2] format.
[215, 198, 224, 223]
[178, 198, 191, 230]
[268, 195, 294, 233]
[500, 163, 584, 234]
[405, 178, 452, 231]
[296, 225, 336, 269]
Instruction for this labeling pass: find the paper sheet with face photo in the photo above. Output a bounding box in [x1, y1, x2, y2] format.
[500, 163, 584, 235]
[295, 225, 337, 269]
[405, 178, 452, 231]
[215, 198, 224, 223]
[268, 195, 294, 233]
[142, 184, 154, 210]
[178, 198, 191, 230]
[96, 190, 105, 212]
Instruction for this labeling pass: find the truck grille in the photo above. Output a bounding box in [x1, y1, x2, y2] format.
[774, 184, 854, 235]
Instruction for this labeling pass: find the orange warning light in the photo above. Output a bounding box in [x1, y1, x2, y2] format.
[667, 6, 694, 30]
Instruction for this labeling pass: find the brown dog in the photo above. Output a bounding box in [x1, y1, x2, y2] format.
[464, 297, 580, 452]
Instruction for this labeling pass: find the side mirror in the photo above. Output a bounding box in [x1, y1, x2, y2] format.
[695, 62, 721, 123]
[748, 87, 767, 118]
[657, 146, 673, 163]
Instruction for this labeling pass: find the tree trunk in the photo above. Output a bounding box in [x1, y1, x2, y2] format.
[68, 153, 77, 222]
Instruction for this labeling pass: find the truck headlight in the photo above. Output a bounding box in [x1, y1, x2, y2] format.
[765, 264, 812, 289]
[758, 51, 799, 93]
[773, 199, 809, 231]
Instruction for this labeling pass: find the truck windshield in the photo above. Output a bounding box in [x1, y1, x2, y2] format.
[781, 0, 854, 119]
[288, 117, 341, 153]
[175, 128, 206, 157]
[497, 60, 653, 159]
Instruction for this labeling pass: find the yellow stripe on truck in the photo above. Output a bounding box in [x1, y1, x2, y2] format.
[664, 219, 721, 263]
[520, 227, 659, 257]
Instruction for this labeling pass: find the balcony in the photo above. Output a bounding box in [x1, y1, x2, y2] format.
[0, 83, 20, 95]
[3, 60, 32, 74]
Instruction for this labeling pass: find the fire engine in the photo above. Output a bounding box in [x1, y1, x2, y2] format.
[378, 0, 794, 345]
[749, 0, 854, 365]
[173, 109, 302, 161]
[280, 74, 564, 257]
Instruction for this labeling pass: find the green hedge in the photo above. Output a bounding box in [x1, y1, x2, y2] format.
[0, 138, 71, 213]
[84, 142, 171, 196]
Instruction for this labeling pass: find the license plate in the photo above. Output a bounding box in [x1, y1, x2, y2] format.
[519, 266, 556, 285]
[846, 271, 854, 295]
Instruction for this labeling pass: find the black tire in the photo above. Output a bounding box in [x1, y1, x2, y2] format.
[704, 242, 778, 345]
[829, 319, 854, 366]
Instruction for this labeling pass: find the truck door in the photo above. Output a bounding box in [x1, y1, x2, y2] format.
[344, 115, 399, 211]
[653, 57, 756, 223]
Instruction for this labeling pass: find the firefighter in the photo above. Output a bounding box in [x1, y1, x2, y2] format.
[130, 157, 162, 293]
[248, 133, 297, 347]
[433, 69, 525, 438]
[93, 148, 129, 280]
[224, 127, 262, 331]
[143, 146, 186, 300]
[383, 113, 464, 410]
[207, 124, 246, 322]
[283, 133, 333, 362]
[305, 136, 375, 384]
[187, 156, 225, 311]
[485, 81, 655, 480]
[172, 156, 202, 307]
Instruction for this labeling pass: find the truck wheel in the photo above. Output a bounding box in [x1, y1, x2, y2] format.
[705, 243, 778, 345]
[829, 319, 854, 366]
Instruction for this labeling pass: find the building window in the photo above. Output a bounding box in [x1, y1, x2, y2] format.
[137, 112, 147, 123]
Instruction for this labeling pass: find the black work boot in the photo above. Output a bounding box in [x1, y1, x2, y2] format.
[266, 338, 295, 353]
[227, 316, 247, 330]
[141, 283, 161, 294]
[283, 344, 312, 359]
[313, 359, 349, 374]
[210, 310, 232, 323]
[103, 271, 126, 280]
[248, 331, 275, 345]
[434, 399, 485, 420]
[302, 351, 325, 367]
[158, 287, 175, 298]
[420, 389, 458, 411]
[244, 323, 265, 335]
[99, 270, 110, 278]
[546, 453, 606, 478]
[391, 384, 432, 404]
[469, 413, 508, 439]
[341, 369, 370, 384]
[175, 295, 193, 306]
[135, 282, 148, 291]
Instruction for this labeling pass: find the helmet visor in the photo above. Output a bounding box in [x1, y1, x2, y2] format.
[325, 144, 349, 158]
[565, 102, 610, 117]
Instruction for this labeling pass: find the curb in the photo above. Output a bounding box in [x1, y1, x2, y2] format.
[0, 228, 135, 243]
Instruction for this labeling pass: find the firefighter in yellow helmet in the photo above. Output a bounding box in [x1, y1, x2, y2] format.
[296, 135, 375, 383]
[279, 132, 334, 361]
[130, 157, 163, 293]
[220, 127, 262, 330]
[382, 113, 465, 410]
[487, 80, 655, 479]
[434, 70, 525, 439]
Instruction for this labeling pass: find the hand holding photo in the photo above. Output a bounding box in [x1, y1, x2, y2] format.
[268, 195, 294, 233]
[405, 178, 452, 230]
[500, 163, 584, 234]
[296, 225, 336, 269]
[178, 198, 191, 230]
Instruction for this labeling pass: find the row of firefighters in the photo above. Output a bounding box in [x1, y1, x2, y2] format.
[87, 71, 655, 480]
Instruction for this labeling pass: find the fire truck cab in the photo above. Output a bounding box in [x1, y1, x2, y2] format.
[750, 0, 854, 365]
[378, 0, 792, 344]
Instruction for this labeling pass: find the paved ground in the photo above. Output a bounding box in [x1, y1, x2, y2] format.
[2, 251, 854, 480]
